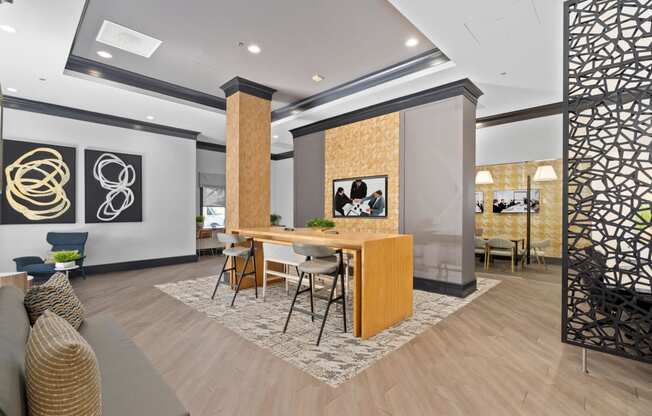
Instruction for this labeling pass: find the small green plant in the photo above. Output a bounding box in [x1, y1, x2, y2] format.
[52, 250, 81, 263]
[270, 214, 282, 225]
[635, 204, 651, 230]
[196, 215, 205, 224]
[306, 218, 335, 228]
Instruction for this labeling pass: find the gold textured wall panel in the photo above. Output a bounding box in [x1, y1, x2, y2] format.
[475, 159, 563, 258]
[225, 91, 271, 230]
[324, 113, 400, 233]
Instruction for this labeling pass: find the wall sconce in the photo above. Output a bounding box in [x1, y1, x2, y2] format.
[533, 165, 558, 182]
[475, 170, 494, 185]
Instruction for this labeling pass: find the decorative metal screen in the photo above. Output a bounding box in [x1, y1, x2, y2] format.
[563, 0, 652, 363]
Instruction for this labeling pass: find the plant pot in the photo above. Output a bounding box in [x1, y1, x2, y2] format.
[55, 261, 76, 269]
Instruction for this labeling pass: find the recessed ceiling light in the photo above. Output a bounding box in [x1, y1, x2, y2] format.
[405, 37, 419, 47]
[312, 73, 324, 83]
[6, 87, 17, 93]
[247, 44, 261, 54]
[0, 25, 16, 34]
[97, 50, 113, 59]
[146, 115, 155, 120]
[273, 135, 279, 139]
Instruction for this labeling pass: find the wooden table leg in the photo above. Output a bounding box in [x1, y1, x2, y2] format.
[352, 250, 362, 337]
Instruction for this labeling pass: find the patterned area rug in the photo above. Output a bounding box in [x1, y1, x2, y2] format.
[156, 276, 500, 387]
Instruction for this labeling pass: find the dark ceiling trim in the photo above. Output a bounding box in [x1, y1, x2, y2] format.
[196, 141, 226, 153]
[272, 48, 450, 122]
[3, 96, 200, 140]
[196, 141, 293, 160]
[271, 151, 294, 161]
[476, 102, 563, 128]
[220, 77, 276, 101]
[65, 55, 227, 111]
[291, 78, 483, 139]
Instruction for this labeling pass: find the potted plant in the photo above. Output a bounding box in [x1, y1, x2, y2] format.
[270, 214, 282, 226]
[52, 250, 81, 270]
[306, 217, 336, 229]
[196, 215, 205, 227]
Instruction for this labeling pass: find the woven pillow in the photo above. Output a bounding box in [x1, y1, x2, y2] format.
[24, 272, 85, 329]
[25, 310, 101, 416]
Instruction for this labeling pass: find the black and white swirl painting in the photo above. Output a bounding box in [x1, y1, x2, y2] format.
[84, 149, 142, 223]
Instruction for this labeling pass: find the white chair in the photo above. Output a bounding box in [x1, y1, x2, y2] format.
[486, 238, 523, 272]
[262, 243, 307, 300]
[529, 240, 551, 268]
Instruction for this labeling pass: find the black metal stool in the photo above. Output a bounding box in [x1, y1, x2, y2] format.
[211, 233, 257, 307]
[283, 242, 346, 345]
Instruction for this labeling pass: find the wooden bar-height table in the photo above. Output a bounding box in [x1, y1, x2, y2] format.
[233, 227, 414, 339]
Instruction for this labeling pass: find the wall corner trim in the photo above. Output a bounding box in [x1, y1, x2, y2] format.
[290, 78, 483, 139]
[413, 277, 477, 298]
[220, 77, 277, 101]
[3, 95, 200, 140]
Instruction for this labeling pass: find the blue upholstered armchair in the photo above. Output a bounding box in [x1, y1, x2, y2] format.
[13, 232, 89, 282]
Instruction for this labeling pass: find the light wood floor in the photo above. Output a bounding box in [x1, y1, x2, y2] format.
[71, 257, 652, 416]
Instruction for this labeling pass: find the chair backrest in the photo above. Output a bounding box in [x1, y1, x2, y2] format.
[487, 238, 513, 249]
[217, 233, 247, 245]
[292, 242, 336, 258]
[475, 237, 487, 248]
[46, 232, 88, 256]
[531, 240, 551, 249]
[475, 228, 484, 237]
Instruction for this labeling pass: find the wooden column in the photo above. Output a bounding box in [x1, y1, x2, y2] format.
[221, 77, 276, 289]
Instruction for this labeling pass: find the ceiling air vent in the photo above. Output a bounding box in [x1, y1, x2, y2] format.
[96, 20, 162, 58]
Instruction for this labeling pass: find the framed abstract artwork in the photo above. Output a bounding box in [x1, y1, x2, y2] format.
[1, 139, 76, 224]
[84, 149, 142, 223]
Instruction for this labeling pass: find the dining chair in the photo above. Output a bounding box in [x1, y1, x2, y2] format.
[261, 242, 307, 300]
[474, 237, 488, 269]
[529, 240, 551, 268]
[486, 238, 523, 272]
[284, 243, 347, 346]
[211, 233, 257, 307]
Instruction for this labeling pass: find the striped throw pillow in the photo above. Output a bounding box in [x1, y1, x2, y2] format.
[25, 310, 102, 416]
[24, 272, 85, 329]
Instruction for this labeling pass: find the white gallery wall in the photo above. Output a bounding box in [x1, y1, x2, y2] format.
[476, 114, 562, 166]
[271, 158, 294, 227]
[0, 109, 196, 271]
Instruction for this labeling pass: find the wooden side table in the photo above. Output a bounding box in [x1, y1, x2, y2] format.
[0, 272, 33, 293]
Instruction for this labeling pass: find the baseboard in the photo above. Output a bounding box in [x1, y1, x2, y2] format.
[85, 255, 198, 275]
[413, 277, 477, 298]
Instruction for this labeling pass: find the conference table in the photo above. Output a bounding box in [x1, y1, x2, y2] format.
[233, 227, 414, 339]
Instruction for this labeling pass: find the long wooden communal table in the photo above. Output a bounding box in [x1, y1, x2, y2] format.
[233, 227, 414, 339]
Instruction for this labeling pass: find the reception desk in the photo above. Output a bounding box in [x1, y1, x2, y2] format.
[233, 227, 414, 339]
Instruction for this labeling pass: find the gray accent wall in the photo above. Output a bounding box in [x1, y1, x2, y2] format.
[293, 131, 325, 227]
[402, 96, 477, 292]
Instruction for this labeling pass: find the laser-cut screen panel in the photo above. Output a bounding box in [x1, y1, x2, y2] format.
[563, 0, 652, 363]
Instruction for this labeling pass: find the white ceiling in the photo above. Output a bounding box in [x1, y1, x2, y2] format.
[0, 0, 564, 153]
[72, 0, 434, 108]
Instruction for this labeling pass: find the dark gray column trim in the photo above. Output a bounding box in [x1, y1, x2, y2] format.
[65, 55, 226, 111]
[413, 277, 477, 298]
[271, 151, 294, 160]
[220, 77, 276, 100]
[271, 48, 450, 121]
[4, 96, 200, 140]
[291, 78, 483, 139]
[476, 102, 563, 128]
[85, 254, 197, 275]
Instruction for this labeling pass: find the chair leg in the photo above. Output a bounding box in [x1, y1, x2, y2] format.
[212, 255, 230, 300]
[317, 271, 340, 346]
[230, 254, 251, 307]
[511, 253, 515, 273]
[308, 274, 315, 322]
[284, 271, 306, 333]
[251, 246, 258, 299]
[340, 263, 347, 333]
[262, 260, 268, 301]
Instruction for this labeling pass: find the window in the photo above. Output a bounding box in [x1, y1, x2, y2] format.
[200, 185, 225, 228]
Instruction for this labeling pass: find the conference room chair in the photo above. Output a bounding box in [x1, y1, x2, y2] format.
[486, 238, 523, 273]
[284, 243, 347, 345]
[211, 233, 257, 307]
[475, 237, 488, 269]
[529, 239, 551, 268]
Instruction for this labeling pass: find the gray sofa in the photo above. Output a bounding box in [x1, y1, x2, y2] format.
[0, 286, 189, 416]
